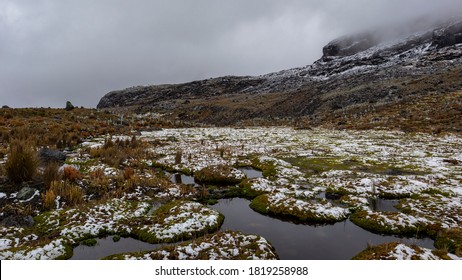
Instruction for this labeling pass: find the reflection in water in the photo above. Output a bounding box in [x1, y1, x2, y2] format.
[239, 167, 263, 179]
[211, 198, 434, 260]
[368, 197, 400, 212]
[168, 173, 198, 186]
[71, 237, 167, 260]
[70, 198, 431, 260]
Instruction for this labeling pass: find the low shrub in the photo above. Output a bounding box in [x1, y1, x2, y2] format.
[63, 166, 80, 182]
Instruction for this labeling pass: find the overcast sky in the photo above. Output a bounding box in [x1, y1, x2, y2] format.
[1, 0, 462, 108]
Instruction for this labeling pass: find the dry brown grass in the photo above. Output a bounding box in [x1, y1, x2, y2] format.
[42, 161, 61, 189]
[5, 138, 38, 184]
[42, 180, 84, 210]
[42, 189, 56, 210]
[0, 108, 137, 148]
[89, 136, 148, 168]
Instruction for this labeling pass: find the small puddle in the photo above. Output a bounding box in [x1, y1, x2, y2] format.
[70, 236, 169, 260]
[239, 167, 263, 179]
[211, 198, 434, 260]
[368, 197, 400, 212]
[165, 172, 199, 186]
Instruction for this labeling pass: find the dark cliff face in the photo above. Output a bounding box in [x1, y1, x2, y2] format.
[96, 18, 462, 132]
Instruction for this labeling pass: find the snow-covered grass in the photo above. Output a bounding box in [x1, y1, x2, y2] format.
[0, 238, 71, 260]
[136, 201, 223, 243]
[136, 127, 461, 228]
[1, 127, 461, 259]
[0, 199, 224, 259]
[250, 192, 350, 223]
[350, 210, 431, 236]
[353, 242, 461, 260]
[104, 231, 278, 260]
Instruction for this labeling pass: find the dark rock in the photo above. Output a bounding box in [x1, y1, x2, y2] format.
[38, 148, 67, 165]
[0, 215, 35, 227]
[16, 187, 38, 201]
[322, 32, 379, 58]
[2, 105, 10, 109]
[65, 101, 75, 111]
[432, 21, 462, 48]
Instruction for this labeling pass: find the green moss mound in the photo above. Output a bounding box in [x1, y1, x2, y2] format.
[104, 231, 278, 260]
[194, 165, 245, 185]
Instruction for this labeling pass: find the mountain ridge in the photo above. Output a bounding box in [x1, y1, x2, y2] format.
[97, 17, 462, 132]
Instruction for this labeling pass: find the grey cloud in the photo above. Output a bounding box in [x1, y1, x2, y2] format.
[1, 0, 462, 108]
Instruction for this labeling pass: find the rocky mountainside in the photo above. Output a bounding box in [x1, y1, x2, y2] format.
[97, 18, 462, 132]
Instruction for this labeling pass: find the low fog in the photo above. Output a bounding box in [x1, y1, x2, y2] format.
[1, 0, 462, 108]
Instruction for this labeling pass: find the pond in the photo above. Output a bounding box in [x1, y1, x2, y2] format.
[368, 197, 400, 212]
[318, 192, 400, 212]
[238, 167, 263, 179]
[166, 167, 263, 186]
[211, 198, 434, 260]
[70, 237, 169, 260]
[168, 173, 198, 186]
[69, 197, 428, 260]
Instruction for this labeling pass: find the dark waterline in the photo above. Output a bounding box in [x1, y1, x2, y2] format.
[318, 192, 400, 212]
[211, 198, 434, 260]
[70, 237, 168, 260]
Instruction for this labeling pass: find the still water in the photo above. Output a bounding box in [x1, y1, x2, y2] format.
[211, 198, 434, 260]
[70, 237, 167, 260]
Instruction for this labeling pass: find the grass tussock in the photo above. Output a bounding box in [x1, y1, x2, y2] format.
[42, 180, 84, 210]
[42, 161, 61, 189]
[5, 138, 38, 184]
[89, 136, 146, 168]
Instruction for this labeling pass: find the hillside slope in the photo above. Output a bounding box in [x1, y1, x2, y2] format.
[97, 18, 462, 132]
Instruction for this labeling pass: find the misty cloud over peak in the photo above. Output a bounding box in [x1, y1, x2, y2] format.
[1, 0, 462, 108]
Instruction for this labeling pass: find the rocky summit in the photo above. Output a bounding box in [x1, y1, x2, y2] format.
[97, 17, 462, 132]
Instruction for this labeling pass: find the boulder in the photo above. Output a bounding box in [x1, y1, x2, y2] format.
[39, 148, 67, 165]
[0, 215, 35, 227]
[65, 101, 75, 111]
[16, 187, 38, 201]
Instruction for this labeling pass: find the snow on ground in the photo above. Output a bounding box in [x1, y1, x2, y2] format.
[139, 127, 461, 228]
[0, 238, 69, 260]
[1, 127, 461, 259]
[390, 244, 437, 260]
[0, 199, 223, 259]
[263, 192, 350, 222]
[138, 201, 222, 242]
[105, 231, 278, 260]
